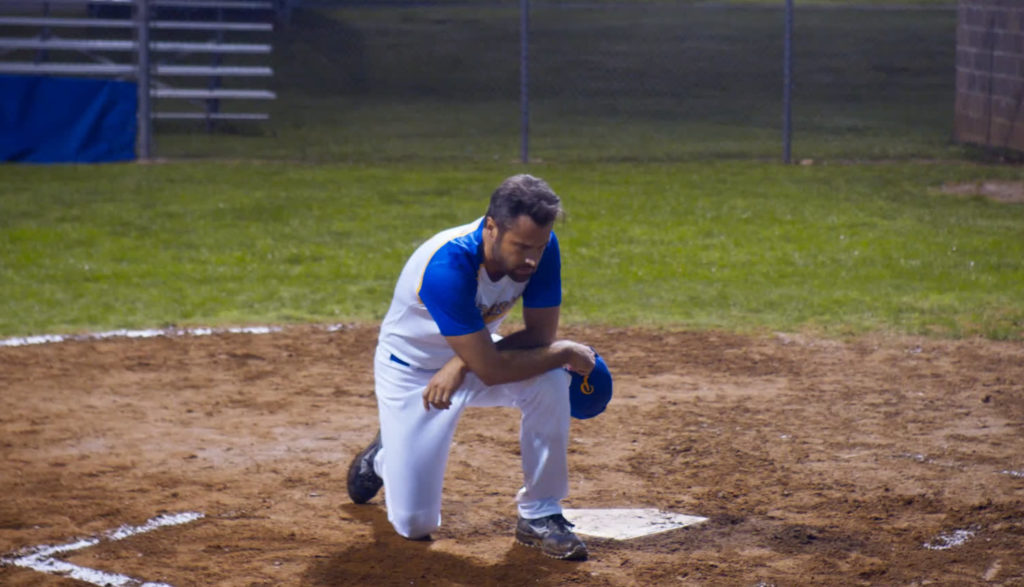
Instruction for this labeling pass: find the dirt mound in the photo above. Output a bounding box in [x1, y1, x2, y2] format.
[939, 180, 1024, 204]
[2, 325, 1022, 585]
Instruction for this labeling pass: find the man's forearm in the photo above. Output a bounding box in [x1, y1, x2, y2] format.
[494, 328, 553, 351]
[441, 335, 561, 386]
[471, 342, 572, 386]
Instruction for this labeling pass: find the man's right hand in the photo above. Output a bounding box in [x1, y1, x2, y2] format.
[555, 340, 596, 376]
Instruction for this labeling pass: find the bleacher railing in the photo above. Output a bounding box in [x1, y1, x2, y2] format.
[0, 0, 278, 159]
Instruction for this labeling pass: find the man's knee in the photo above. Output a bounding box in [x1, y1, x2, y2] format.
[516, 368, 572, 421]
[542, 367, 571, 389]
[537, 368, 571, 406]
[390, 510, 440, 540]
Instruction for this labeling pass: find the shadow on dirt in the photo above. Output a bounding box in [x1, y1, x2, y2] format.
[303, 504, 595, 586]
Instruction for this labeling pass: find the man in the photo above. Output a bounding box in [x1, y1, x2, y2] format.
[347, 174, 596, 561]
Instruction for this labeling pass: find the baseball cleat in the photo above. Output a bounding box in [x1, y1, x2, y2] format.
[514, 513, 588, 561]
[346, 430, 383, 504]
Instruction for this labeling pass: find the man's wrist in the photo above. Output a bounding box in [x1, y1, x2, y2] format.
[449, 355, 469, 375]
[550, 340, 573, 364]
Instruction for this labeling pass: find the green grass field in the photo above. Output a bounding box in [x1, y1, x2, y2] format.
[2, 161, 1022, 339]
[2, 1, 1022, 341]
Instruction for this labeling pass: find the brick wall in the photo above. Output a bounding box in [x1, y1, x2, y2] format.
[954, 0, 1024, 151]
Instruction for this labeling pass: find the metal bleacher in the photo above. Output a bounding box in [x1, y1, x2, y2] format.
[0, 0, 278, 151]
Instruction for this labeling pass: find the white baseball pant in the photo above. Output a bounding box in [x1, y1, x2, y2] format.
[371, 345, 572, 539]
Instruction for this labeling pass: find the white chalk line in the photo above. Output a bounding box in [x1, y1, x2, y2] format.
[917, 469, 1023, 551]
[1, 512, 204, 586]
[894, 453, 1024, 483]
[0, 324, 360, 348]
[922, 528, 975, 551]
[0, 326, 281, 347]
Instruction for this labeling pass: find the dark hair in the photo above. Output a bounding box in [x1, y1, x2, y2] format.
[485, 174, 563, 229]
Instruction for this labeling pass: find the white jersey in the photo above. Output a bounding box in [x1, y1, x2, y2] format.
[377, 217, 562, 370]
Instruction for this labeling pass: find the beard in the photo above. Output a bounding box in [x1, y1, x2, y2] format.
[488, 237, 535, 282]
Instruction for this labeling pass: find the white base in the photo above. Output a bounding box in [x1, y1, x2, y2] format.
[561, 508, 708, 540]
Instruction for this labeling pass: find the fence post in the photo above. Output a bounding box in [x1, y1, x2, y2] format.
[36, 1, 50, 64]
[782, 0, 793, 164]
[519, 0, 530, 165]
[136, 0, 153, 160]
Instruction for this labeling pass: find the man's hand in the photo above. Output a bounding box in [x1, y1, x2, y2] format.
[423, 356, 469, 411]
[554, 340, 596, 376]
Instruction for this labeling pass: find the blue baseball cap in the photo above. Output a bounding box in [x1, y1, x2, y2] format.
[567, 351, 613, 420]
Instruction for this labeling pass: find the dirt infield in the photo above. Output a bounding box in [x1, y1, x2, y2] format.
[2, 325, 1022, 586]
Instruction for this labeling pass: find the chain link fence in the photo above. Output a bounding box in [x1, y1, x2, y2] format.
[56, 1, 955, 164]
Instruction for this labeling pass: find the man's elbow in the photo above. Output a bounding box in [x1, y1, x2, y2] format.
[471, 358, 522, 386]
[523, 325, 557, 348]
[474, 368, 506, 387]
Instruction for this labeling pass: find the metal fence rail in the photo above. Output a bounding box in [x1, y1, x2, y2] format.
[0, 62, 271, 76]
[0, 16, 273, 31]
[0, 38, 273, 53]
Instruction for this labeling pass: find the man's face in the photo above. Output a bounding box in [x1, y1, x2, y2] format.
[484, 215, 553, 282]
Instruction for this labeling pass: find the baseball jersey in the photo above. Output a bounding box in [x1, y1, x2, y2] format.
[378, 217, 561, 370]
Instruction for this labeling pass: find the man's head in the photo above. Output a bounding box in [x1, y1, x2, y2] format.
[486, 174, 563, 231]
[482, 175, 563, 283]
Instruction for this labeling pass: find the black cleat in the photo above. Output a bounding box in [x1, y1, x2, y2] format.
[515, 513, 588, 561]
[346, 430, 383, 504]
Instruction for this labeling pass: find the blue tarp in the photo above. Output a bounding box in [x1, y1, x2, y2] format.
[0, 74, 137, 163]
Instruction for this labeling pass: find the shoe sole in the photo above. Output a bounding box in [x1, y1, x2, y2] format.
[514, 530, 588, 561]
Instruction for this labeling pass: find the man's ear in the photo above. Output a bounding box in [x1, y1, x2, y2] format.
[484, 216, 499, 237]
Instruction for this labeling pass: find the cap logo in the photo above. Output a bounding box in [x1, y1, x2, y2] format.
[580, 376, 594, 395]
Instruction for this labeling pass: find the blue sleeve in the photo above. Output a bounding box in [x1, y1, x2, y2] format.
[418, 245, 485, 336]
[523, 232, 562, 308]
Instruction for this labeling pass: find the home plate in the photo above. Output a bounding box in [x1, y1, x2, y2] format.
[561, 508, 708, 540]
